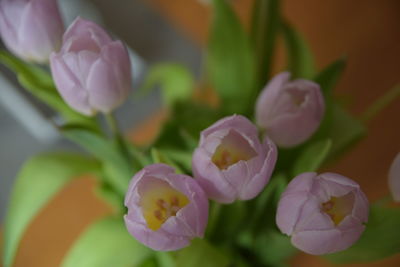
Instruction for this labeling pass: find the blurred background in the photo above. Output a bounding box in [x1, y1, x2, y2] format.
[0, 0, 399, 266]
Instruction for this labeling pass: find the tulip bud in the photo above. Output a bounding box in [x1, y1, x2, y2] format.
[124, 164, 209, 251]
[192, 115, 277, 203]
[388, 152, 400, 202]
[255, 72, 325, 148]
[0, 0, 64, 63]
[50, 18, 132, 116]
[276, 172, 369, 255]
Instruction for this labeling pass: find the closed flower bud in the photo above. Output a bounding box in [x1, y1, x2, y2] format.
[388, 152, 400, 202]
[256, 72, 325, 148]
[276, 172, 369, 255]
[0, 0, 64, 63]
[192, 115, 277, 203]
[50, 18, 132, 116]
[124, 164, 209, 251]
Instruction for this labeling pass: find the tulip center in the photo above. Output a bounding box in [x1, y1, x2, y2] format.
[212, 130, 258, 170]
[321, 192, 355, 226]
[139, 179, 189, 231]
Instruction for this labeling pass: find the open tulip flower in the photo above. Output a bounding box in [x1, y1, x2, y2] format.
[50, 18, 132, 116]
[192, 115, 277, 203]
[124, 164, 209, 251]
[276, 172, 369, 255]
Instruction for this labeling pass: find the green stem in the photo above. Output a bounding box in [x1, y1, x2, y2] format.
[361, 85, 400, 123]
[206, 202, 222, 239]
[251, 0, 280, 89]
[105, 113, 139, 172]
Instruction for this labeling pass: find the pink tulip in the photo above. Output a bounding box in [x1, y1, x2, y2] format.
[124, 164, 209, 251]
[50, 18, 131, 116]
[256, 72, 325, 148]
[192, 115, 277, 203]
[388, 152, 400, 202]
[0, 0, 64, 63]
[276, 172, 369, 255]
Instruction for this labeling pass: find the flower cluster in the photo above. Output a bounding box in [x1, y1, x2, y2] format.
[0, 0, 371, 259]
[124, 109, 368, 254]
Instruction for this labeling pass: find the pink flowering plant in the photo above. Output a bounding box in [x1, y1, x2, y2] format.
[1, 0, 400, 266]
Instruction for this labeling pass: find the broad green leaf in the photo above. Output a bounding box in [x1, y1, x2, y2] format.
[138, 257, 158, 267]
[175, 239, 230, 267]
[251, 0, 281, 89]
[326, 205, 400, 263]
[141, 63, 194, 107]
[292, 139, 332, 176]
[3, 153, 100, 267]
[151, 148, 184, 174]
[62, 125, 133, 195]
[281, 22, 315, 79]
[311, 58, 346, 141]
[208, 0, 256, 114]
[159, 149, 192, 172]
[254, 229, 296, 266]
[208, 201, 247, 244]
[94, 181, 125, 213]
[62, 217, 151, 267]
[251, 173, 287, 233]
[0, 50, 97, 128]
[154, 102, 220, 150]
[314, 58, 346, 97]
[155, 252, 176, 267]
[327, 104, 366, 159]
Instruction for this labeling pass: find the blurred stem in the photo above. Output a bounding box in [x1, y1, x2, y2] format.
[375, 195, 393, 207]
[206, 202, 222, 239]
[251, 0, 280, 90]
[105, 113, 140, 172]
[361, 85, 400, 123]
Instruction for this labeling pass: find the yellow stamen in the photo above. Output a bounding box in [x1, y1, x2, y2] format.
[212, 130, 257, 170]
[140, 181, 189, 231]
[321, 193, 354, 226]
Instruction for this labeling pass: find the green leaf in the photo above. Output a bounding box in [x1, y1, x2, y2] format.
[141, 63, 194, 107]
[62, 125, 133, 195]
[208, 201, 247, 244]
[361, 84, 400, 123]
[327, 104, 366, 159]
[159, 149, 192, 172]
[292, 139, 332, 176]
[251, 0, 281, 89]
[208, 0, 256, 114]
[326, 205, 400, 263]
[254, 229, 297, 266]
[62, 217, 151, 267]
[311, 59, 346, 141]
[151, 148, 184, 174]
[251, 173, 287, 233]
[0, 50, 97, 128]
[3, 152, 100, 267]
[314, 58, 346, 97]
[281, 21, 315, 79]
[155, 252, 176, 267]
[154, 102, 220, 150]
[175, 239, 230, 267]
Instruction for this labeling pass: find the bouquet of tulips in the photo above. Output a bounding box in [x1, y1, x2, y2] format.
[1, 0, 399, 266]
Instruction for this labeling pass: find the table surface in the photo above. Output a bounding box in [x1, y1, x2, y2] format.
[2, 0, 400, 266]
